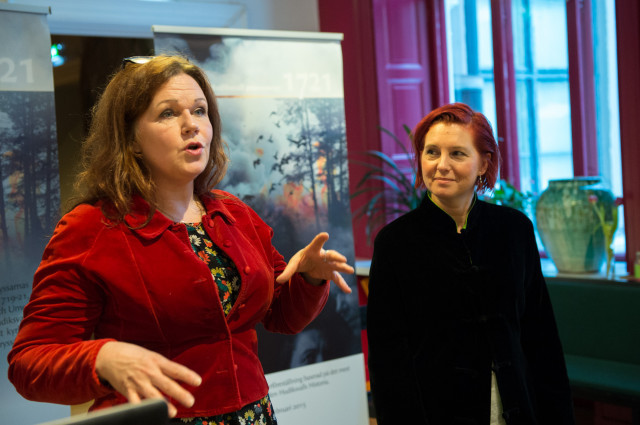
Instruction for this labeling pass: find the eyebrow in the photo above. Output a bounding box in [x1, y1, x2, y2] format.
[424, 144, 471, 150]
[154, 97, 207, 108]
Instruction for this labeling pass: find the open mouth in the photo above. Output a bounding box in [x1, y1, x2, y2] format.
[186, 142, 202, 151]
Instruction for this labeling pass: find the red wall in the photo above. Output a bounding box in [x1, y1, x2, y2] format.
[319, 0, 448, 258]
[318, 0, 381, 259]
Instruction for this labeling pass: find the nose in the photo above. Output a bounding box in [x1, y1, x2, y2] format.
[437, 153, 451, 171]
[181, 111, 199, 134]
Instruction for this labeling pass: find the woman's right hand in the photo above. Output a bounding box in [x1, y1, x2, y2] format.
[95, 341, 202, 417]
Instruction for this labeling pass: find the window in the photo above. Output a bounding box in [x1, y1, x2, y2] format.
[445, 0, 496, 124]
[444, 0, 625, 257]
[512, 0, 573, 195]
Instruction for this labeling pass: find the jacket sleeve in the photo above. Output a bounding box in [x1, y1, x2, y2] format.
[519, 219, 575, 424]
[239, 203, 330, 335]
[367, 228, 428, 424]
[7, 206, 115, 405]
[263, 277, 330, 335]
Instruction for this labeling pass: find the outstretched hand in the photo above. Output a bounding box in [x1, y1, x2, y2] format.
[95, 341, 202, 417]
[276, 232, 354, 293]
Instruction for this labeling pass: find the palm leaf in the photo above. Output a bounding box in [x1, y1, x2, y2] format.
[350, 124, 426, 244]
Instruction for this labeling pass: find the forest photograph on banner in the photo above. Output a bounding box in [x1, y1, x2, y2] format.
[0, 8, 60, 276]
[153, 29, 362, 375]
[0, 5, 68, 424]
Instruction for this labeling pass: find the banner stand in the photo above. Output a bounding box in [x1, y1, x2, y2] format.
[1, 4, 66, 425]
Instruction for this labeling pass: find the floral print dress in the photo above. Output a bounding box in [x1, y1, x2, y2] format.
[171, 222, 278, 425]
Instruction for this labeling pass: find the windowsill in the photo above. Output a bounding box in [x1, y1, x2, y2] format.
[540, 258, 630, 281]
[355, 258, 634, 282]
[355, 259, 372, 277]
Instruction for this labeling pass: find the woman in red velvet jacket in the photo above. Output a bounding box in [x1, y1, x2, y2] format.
[7, 55, 353, 424]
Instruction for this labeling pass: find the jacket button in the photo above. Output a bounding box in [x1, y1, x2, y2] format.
[493, 360, 512, 371]
[244, 266, 251, 274]
[502, 407, 520, 420]
[223, 240, 232, 247]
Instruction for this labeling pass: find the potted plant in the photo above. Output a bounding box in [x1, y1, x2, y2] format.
[350, 125, 426, 244]
[480, 178, 534, 215]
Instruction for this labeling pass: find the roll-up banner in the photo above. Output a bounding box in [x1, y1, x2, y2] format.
[153, 26, 368, 424]
[0, 4, 66, 424]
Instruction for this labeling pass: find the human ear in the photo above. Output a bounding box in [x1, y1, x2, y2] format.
[132, 142, 142, 155]
[131, 130, 142, 155]
[480, 153, 491, 175]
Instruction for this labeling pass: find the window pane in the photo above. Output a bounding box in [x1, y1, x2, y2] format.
[444, 0, 626, 260]
[445, 0, 497, 121]
[531, 1, 568, 69]
[512, 0, 573, 196]
[592, 0, 625, 255]
[535, 81, 573, 184]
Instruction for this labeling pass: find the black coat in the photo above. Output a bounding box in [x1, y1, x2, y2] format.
[367, 195, 575, 425]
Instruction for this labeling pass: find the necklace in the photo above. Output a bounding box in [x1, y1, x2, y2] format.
[156, 198, 205, 223]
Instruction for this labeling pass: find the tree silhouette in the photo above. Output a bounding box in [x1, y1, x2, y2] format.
[267, 98, 350, 231]
[306, 98, 350, 228]
[0, 110, 16, 256]
[0, 91, 59, 262]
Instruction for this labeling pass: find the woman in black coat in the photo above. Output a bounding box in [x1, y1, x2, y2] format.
[367, 103, 574, 425]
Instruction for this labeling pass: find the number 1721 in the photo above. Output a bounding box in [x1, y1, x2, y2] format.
[0, 58, 35, 84]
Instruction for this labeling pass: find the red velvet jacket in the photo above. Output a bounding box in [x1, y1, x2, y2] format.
[8, 190, 329, 417]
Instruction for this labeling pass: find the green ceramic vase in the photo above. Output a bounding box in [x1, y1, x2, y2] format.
[535, 177, 615, 273]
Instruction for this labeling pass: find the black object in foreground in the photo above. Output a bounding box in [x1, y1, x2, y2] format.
[36, 399, 169, 425]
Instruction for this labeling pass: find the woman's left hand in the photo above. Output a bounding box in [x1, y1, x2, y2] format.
[276, 232, 354, 293]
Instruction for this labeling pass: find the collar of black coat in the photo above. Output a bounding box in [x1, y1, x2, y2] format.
[419, 191, 482, 234]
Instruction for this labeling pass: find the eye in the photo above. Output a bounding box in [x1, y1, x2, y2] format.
[452, 150, 468, 157]
[424, 148, 439, 157]
[160, 109, 175, 119]
[193, 107, 207, 117]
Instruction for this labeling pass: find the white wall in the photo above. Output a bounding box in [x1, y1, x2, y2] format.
[234, 0, 319, 32]
[4, 0, 319, 36]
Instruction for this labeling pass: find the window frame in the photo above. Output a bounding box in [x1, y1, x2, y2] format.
[455, 0, 635, 272]
[614, 0, 640, 274]
[491, 0, 635, 271]
[383, 0, 636, 273]
[321, 0, 638, 271]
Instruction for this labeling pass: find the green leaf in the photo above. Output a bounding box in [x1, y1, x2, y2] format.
[350, 124, 426, 243]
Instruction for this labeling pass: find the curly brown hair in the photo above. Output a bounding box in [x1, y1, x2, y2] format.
[73, 55, 227, 221]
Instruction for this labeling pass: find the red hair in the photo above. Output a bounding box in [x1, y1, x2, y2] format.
[411, 102, 500, 193]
